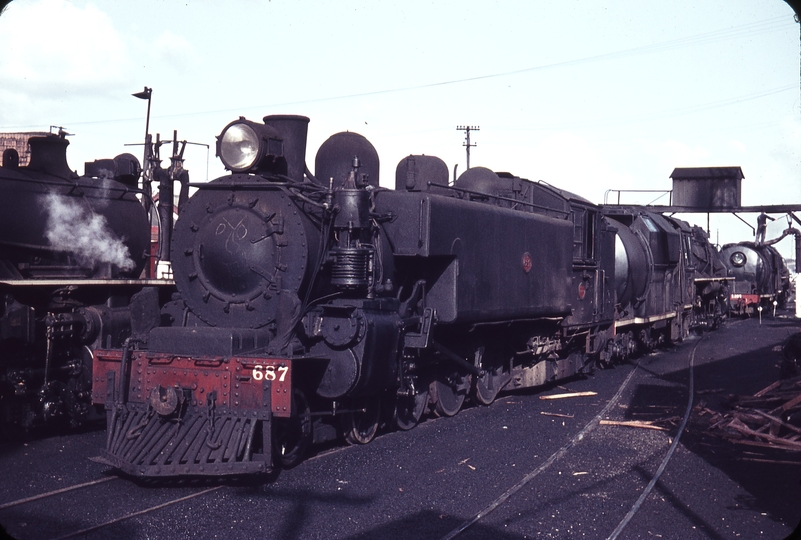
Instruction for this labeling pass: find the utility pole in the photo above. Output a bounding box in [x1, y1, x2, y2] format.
[456, 125, 479, 170]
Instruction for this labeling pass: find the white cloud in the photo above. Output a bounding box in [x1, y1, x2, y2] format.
[0, 0, 131, 97]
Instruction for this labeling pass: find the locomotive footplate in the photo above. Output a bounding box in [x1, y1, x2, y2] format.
[92, 349, 295, 476]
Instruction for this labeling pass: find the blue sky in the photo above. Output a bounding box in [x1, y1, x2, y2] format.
[1, 0, 799, 258]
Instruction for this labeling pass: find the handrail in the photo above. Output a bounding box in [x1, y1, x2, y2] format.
[604, 189, 672, 206]
[427, 182, 571, 217]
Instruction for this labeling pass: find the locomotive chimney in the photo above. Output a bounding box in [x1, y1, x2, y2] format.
[263, 115, 310, 183]
[27, 135, 74, 179]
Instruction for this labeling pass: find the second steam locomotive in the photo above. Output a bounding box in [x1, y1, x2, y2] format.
[0, 132, 156, 430]
[92, 114, 731, 477]
[719, 241, 791, 316]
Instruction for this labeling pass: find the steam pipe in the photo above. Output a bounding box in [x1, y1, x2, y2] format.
[794, 231, 801, 274]
[762, 227, 801, 247]
[155, 166, 173, 263]
[761, 226, 801, 274]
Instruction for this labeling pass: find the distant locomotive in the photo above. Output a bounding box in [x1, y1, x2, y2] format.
[719, 241, 790, 316]
[91, 114, 730, 477]
[0, 131, 171, 430]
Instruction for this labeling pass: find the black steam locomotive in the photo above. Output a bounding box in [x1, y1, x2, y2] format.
[0, 132, 171, 430]
[91, 115, 730, 477]
[719, 241, 790, 316]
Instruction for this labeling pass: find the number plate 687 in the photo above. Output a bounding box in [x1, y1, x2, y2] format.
[251, 364, 289, 382]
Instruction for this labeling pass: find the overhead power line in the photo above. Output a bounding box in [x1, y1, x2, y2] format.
[2, 16, 796, 130]
[509, 83, 798, 132]
[165, 15, 800, 117]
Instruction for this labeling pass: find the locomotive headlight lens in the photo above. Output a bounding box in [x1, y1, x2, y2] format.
[219, 123, 260, 172]
[730, 251, 747, 267]
[217, 118, 284, 174]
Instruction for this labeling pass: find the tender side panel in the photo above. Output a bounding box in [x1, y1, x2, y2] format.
[376, 191, 573, 324]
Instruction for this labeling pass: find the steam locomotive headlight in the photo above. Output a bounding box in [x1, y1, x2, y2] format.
[219, 122, 260, 172]
[730, 251, 746, 267]
[217, 118, 283, 173]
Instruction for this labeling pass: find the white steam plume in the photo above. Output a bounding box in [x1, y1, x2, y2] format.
[45, 192, 135, 272]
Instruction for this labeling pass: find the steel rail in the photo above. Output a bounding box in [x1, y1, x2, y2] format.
[0, 476, 118, 510]
[440, 357, 643, 540]
[52, 485, 223, 540]
[0, 473, 222, 540]
[606, 336, 703, 540]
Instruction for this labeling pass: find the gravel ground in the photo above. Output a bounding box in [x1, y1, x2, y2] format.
[0, 315, 799, 539]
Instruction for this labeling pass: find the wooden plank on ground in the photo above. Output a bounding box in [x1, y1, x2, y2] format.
[600, 420, 668, 431]
[539, 391, 598, 400]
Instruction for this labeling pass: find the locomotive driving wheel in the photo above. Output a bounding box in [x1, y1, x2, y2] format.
[429, 370, 471, 417]
[472, 346, 507, 406]
[273, 388, 312, 468]
[395, 387, 429, 431]
[341, 395, 381, 445]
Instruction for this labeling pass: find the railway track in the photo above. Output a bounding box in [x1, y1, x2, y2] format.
[0, 470, 223, 540]
[0, 317, 795, 539]
[441, 334, 710, 539]
[51, 486, 223, 540]
[0, 346, 664, 540]
[440, 351, 646, 540]
[0, 477, 117, 512]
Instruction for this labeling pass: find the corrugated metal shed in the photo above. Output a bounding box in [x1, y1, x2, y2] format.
[670, 166, 743, 209]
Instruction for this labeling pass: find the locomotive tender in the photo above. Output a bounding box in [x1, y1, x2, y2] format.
[91, 114, 730, 477]
[0, 131, 170, 430]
